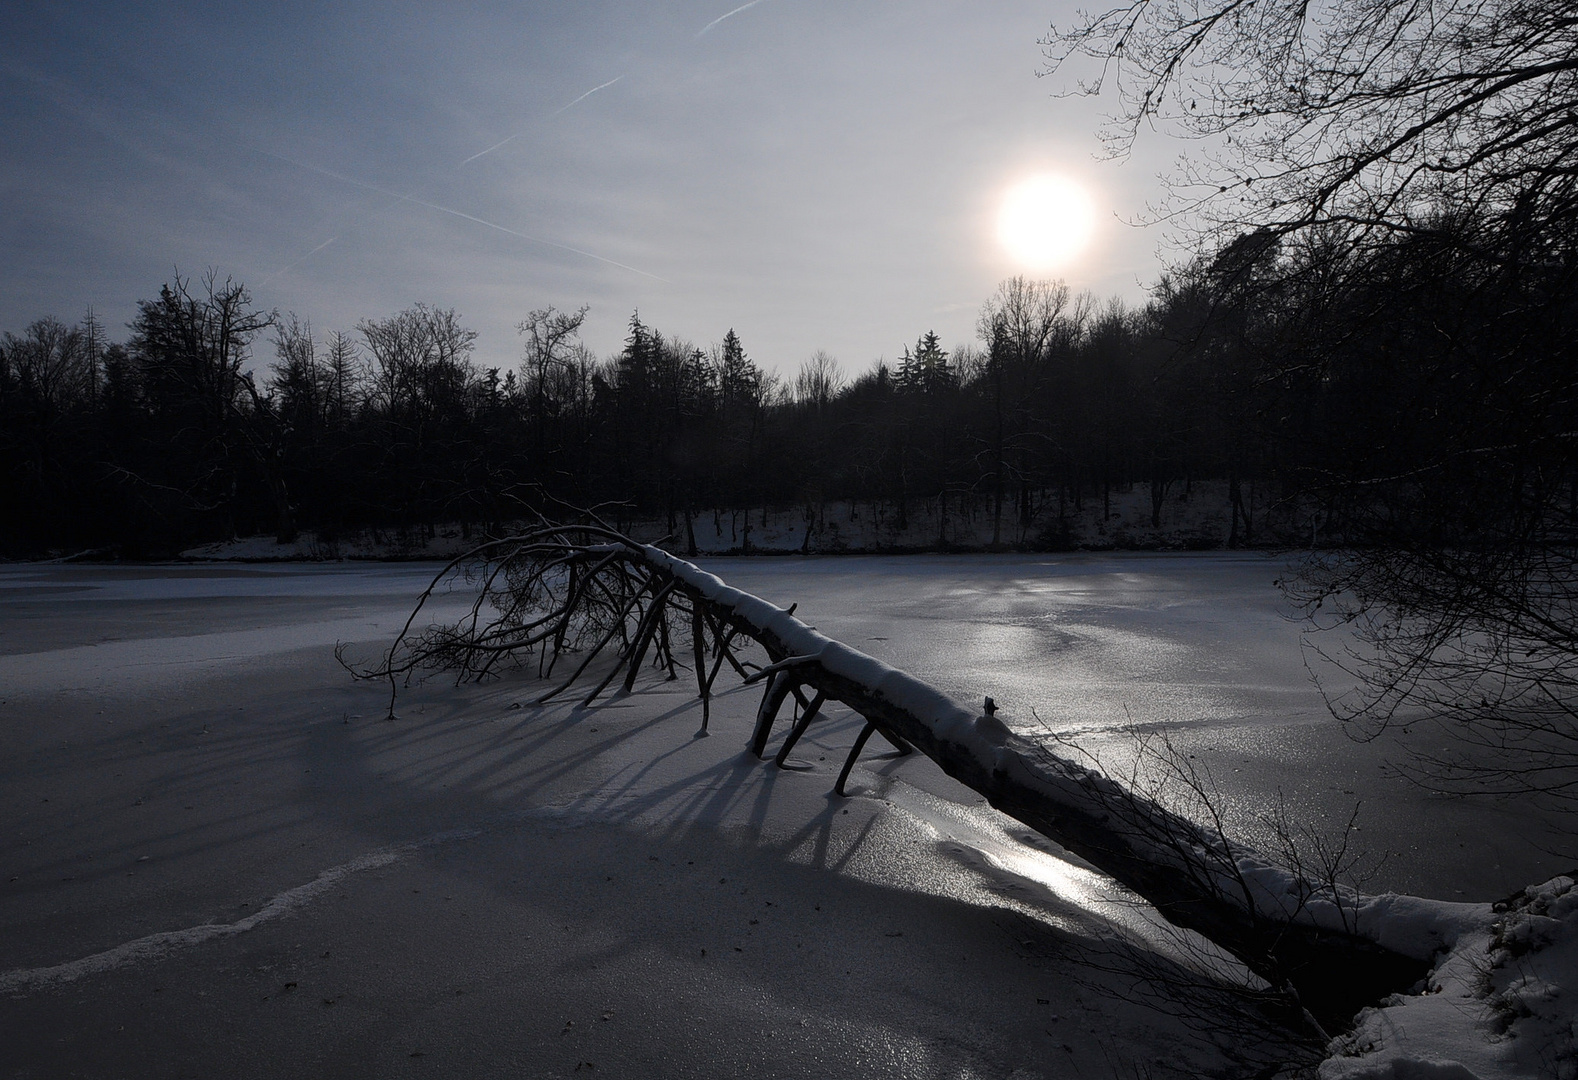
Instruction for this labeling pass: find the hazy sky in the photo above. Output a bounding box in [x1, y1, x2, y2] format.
[2, 1, 1181, 377]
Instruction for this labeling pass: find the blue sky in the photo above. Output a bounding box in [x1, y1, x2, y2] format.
[2, 1, 1177, 376]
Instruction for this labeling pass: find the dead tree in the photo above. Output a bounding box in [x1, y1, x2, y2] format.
[343, 522, 1442, 1030]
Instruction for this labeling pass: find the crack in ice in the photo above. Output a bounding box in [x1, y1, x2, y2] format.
[0, 830, 478, 995]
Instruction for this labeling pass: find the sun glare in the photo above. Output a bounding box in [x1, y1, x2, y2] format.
[996, 175, 1097, 270]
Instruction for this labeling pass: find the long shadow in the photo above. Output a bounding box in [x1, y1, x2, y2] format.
[295, 665, 1311, 1076]
[2, 624, 1313, 1078]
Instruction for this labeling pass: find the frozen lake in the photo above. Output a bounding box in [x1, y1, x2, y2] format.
[702, 552, 1570, 900]
[1, 553, 1565, 901]
[698, 551, 1319, 733]
[0, 553, 1569, 1077]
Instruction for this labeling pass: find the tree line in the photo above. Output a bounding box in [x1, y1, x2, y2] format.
[3, 228, 1572, 560]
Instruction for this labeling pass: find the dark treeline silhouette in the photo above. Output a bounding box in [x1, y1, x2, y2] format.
[2, 229, 1574, 559]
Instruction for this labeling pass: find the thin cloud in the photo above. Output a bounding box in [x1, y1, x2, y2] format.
[697, 0, 772, 37]
[259, 149, 669, 283]
[407, 198, 669, 283]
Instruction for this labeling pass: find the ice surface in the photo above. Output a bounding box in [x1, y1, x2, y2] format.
[690, 553, 1570, 902]
[0, 563, 470, 691]
[5, 559, 1247, 1077]
[2, 556, 1571, 1078]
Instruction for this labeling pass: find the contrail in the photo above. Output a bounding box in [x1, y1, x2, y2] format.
[459, 133, 523, 167]
[260, 148, 669, 282]
[697, 0, 771, 36]
[460, 75, 624, 166]
[259, 149, 395, 196]
[550, 75, 623, 117]
[260, 234, 343, 285]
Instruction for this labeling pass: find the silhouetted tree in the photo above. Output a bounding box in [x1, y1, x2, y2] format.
[1044, 0, 1578, 262]
[124, 270, 287, 541]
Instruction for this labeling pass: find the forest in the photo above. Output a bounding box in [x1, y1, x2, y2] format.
[5, 211, 1571, 562]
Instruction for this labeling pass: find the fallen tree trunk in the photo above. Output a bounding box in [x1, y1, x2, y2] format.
[344, 523, 1441, 1031]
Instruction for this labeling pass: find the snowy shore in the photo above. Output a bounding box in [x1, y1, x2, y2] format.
[173, 481, 1306, 564]
[1, 561, 1572, 1078]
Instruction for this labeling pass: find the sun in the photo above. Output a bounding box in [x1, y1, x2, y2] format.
[996, 174, 1097, 270]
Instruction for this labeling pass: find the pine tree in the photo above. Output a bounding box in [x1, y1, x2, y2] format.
[924, 331, 953, 393]
[896, 345, 919, 393]
[617, 311, 653, 395]
[718, 328, 759, 404]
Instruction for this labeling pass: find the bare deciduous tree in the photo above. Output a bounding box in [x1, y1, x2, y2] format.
[1044, 0, 1578, 257]
[358, 303, 479, 422]
[976, 276, 1076, 543]
[794, 349, 844, 410]
[517, 304, 590, 448]
[124, 270, 291, 539]
[1, 317, 92, 418]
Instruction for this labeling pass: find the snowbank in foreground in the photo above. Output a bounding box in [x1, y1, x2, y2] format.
[1321, 874, 1578, 1080]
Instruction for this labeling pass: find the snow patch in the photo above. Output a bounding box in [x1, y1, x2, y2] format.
[1321, 874, 1578, 1080]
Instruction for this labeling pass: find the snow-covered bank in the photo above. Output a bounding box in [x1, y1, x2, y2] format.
[1322, 875, 1578, 1080]
[176, 479, 1313, 562]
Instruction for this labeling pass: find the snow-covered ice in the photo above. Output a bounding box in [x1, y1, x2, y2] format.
[1, 555, 1571, 1078]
